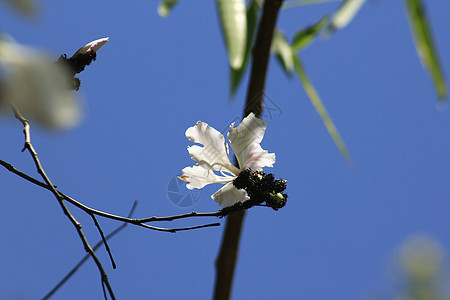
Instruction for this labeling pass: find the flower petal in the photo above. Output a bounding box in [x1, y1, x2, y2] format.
[186, 120, 239, 175]
[228, 113, 275, 170]
[180, 165, 234, 189]
[211, 182, 249, 208]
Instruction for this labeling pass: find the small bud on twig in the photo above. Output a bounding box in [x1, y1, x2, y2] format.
[57, 37, 109, 90]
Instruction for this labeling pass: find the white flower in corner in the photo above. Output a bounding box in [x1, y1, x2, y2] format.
[0, 38, 80, 129]
[180, 113, 275, 208]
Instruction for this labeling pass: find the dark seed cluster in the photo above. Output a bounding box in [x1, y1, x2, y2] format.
[221, 169, 287, 215]
[56, 51, 98, 91]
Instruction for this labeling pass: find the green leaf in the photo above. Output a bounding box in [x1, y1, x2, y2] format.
[291, 15, 329, 50]
[230, 0, 260, 97]
[157, 0, 180, 17]
[404, 0, 447, 99]
[282, 0, 340, 10]
[272, 30, 295, 76]
[324, 0, 365, 36]
[293, 54, 353, 167]
[216, 0, 247, 69]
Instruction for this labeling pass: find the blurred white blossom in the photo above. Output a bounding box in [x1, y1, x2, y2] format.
[0, 38, 81, 129]
[395, 235, 449, 300]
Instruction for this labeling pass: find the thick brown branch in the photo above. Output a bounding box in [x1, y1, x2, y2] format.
[244, 0, 284, 119]
[214, 1, 284, 300]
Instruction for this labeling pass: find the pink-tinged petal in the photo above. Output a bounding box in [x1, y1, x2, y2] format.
[73, 37, 109, 57]
[186, 120, 239, 175]
[228, 113, 275, 170]
[211, 182, 249, 208]
[180, 165, 234, 189]
[243, 143, 276, 170]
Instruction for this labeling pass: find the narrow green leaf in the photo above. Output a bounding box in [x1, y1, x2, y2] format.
[324, 0, 365, 36]
[230, 0, 260, 97]
[293, 54, 353, 167]
[157, 0, 180, 17]
[404, 0, 447, 99]
[272, 30, 295, 76]
[282, 0, 340, 10]
[217, 0, 247, 69]
[291, 15, 329, 50]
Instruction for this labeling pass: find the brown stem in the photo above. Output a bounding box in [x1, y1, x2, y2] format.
[213, 1, 284, 299]
[0, 159, 222, 232]
[43, 201, 138, 300]
[8, 104, 116, 300]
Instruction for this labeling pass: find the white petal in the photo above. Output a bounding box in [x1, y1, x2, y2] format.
[186, 120, 239, 175]
[244, 143, 276, 170]
[228, 113, 275, 170]
[211, 182, 249, 208]
[180, 165, 234, 189]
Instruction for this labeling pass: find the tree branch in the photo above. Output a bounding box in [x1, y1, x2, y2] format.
[42, 201, 138, 300]
[214, 1, 284, 299]
[7, 103, 116, 300]
[0, 159, 222, 231]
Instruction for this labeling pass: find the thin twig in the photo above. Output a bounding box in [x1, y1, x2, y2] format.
[0, 159, 224, 228]
[214, 1, 284, 299]
[8, 103, 116, 300]
[91, 214, 117, 269]
[137, 222, 220, 232]
[42, 201, 138, 300]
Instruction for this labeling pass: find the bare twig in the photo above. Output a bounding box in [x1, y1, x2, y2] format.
[42, 201, 138, 300]
[91, 214, 117, 269]
[0, 158, 223, 230]
[8, 102, 116, 300]
[214, 1, 284, 299]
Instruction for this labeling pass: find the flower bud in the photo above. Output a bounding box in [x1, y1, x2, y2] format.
[72, 37, 109, 58]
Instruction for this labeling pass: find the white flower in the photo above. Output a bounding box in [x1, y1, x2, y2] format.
[0, 38, 80, 129]
[180, 113, 275, 208]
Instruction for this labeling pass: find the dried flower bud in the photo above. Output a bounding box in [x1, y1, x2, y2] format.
[229, 168, 288, 213]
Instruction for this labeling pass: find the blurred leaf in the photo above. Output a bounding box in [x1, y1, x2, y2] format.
[324, 0, 365, 36]
[157, 0, 180, 17]
[272, 30, 295, 76]
[404, 0, 447, 99]
[216, 0, 247, 69]
[230, 0, 260, 97]
[282, 0, 340, 10]
[2, 0, 38, 17]
[293, 54, 353, 166]
[292, 15, 329, 50]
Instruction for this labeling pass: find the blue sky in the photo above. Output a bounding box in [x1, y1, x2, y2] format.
[1, 0, 450, 299]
